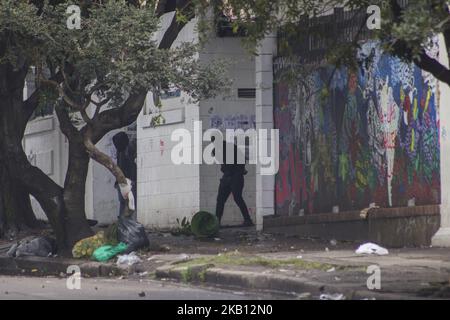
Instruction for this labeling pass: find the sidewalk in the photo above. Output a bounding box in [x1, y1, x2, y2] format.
[1, 227, 450, 299]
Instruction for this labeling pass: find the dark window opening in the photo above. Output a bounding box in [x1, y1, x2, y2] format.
[238, 88, 256, 99]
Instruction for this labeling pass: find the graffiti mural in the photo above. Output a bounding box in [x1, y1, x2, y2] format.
[274, 41, 440, 215]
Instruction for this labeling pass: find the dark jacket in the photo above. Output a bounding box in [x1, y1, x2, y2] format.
[117, 148, 137, 182]
[217, 141, 247, 177]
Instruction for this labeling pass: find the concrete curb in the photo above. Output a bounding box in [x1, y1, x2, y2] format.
[0, 255, 125, 278]
[155, 264, 419, 300]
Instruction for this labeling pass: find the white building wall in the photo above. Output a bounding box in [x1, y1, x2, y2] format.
[199, 36, 257, 226]
[23, 113, 121, 224]
[23, 115, 69, 221]
[255, 34, 277, 230]
[90, 130, 121, 224]
[137, 16, 201, 229]
[433, 34, 450, 246]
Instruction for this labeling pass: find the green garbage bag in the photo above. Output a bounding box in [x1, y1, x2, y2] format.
[92, 242, 128, 262]
[190, 211, 219, 238]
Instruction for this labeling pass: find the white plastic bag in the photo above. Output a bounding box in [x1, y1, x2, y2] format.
[355, 243, 389, 256]
[319, 293, 345, 300]
[117, 252, 142, 266]
[119, 178, 135, 211]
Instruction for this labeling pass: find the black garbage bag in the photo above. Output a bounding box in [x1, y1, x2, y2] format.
[8, 236, 57, 258]
[117, 217, 149, 254]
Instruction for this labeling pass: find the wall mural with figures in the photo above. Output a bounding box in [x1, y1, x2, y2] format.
[274, 41, 440, 216]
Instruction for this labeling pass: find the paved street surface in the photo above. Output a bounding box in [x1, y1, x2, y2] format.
[0, 276, 284, 300]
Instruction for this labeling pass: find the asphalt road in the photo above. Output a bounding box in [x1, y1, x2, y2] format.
[0, 276, 281, 300]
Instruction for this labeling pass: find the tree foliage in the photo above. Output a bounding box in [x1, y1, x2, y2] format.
[214, 0, 450, 85]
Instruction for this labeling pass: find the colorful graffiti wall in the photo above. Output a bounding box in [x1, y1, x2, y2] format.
[274, 41, 440, 215]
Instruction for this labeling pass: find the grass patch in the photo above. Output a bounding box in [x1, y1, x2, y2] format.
[180, 266, 195, 283]
[174, 252, 344, 271]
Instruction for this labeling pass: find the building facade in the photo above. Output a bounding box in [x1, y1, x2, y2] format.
[23, 8, 450, 247]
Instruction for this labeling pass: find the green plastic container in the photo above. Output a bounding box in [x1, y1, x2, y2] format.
[190, 211, 219, 238]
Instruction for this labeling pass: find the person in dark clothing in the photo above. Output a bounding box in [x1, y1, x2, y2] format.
[112, 132, 137, 219]
[214, 140, 254, 227]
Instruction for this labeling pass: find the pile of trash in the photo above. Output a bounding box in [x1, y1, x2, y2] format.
[7, 236, 57, 258]
[72, 216, 149, 263]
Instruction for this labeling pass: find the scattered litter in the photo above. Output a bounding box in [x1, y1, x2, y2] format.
[319, 293, 345, 300]
[138, 291, 146, 297]
[31, 269, 38, 273]
[325, 247, 329, 252]
[290, 246, 295, 250]
[139, 271, 149, 277]
[278, 269, 289, 273]
[118, 216, 150, 254]
[360, 205, 380, 219]
[8, 237, 57, 258]
[72, 232, 106, 259]
[297, 292, 311, 299]
[160, 244, 171, 251]
[326, 267, 336, 273]
[296, 255, 303, 259]
[355, 243, 389, 256]
[214, 238, 221, 241]
[92, 242, 128, 262]
[334, 276, 341, 281]
[116, 252, 142, 266]
[177, 253, 190, 261]
[330, 239, 337, 246]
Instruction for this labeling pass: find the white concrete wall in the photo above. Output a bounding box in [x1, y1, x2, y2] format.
[433, 34, 450, 246]
[89, 130, 121, 224]
[23, 115, 69, 221]
[255, 34, 277, 230]
[23, 113, 122, 224]
[137, 16, 201, 229]
[199, 36, 257, 226]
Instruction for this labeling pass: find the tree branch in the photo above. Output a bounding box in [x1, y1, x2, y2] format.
[91, 91, 147, 144]
[55, 102, 80, 139]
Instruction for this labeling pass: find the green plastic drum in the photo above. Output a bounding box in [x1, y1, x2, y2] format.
[190, 211, 219, 238]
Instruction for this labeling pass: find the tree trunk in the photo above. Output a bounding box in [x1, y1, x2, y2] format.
[0, 74, 68, 250]
[62, 134, 94, 247]
[0, 72, 39, 237]
[0, 156, 38, 238]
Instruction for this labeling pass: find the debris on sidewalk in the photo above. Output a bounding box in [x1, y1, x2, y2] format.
[7, 236, 57, 258]
[297, 292, 311, 299]
[118, 216, 149, 254]
[72, 232, 106, 259]
[359, 205, 380, 219]
[92, 242, 128, 262]
[190, 211, 219, 238]
[319, 293, 345, 300]
[117, 252, 142, 266]
[326, 267, 336, 273]
[355, 243, 389, 256]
